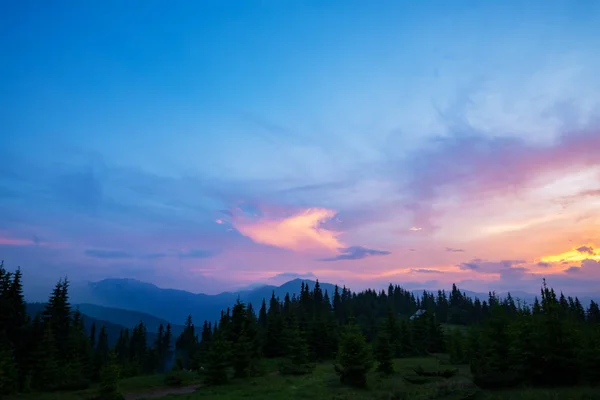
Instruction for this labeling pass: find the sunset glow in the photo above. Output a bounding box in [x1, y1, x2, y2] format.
[233, 208, 344, 253]
[540, 246, 600, 264]
[2, 1, 600, 295]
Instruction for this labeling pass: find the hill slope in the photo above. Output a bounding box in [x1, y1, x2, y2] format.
[74, 303, 185, 336]
[25, 303, 154, 346]
[69, 278, 338, 326]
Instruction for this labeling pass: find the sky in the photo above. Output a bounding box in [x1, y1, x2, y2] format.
[1, 0, 600, 296]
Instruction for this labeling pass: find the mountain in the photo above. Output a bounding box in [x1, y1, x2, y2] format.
[25, 303, 154, 346]
[68, 278, 339, 326]
[75, 303, 186, 337]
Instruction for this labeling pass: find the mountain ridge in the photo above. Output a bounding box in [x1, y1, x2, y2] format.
[64, 277, 600, 331]
[68, 277, 338, 326]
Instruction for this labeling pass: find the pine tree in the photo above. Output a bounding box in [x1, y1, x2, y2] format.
[90, 322, 97, 349]
[95, 351, 124, 400]
[94, 326, 110, 380]
[0, 335, 18, 395]
[60, 309, 92, 390]
[162, 323, 173, 371]
[373, 323, 394, 374]
[230, 300, 262, 377]
[334, 323, 373, 388]
[397, 319, 413, 357]
[204, 334, 231, 385]
[33, 325, 60, 391]
[258, 299, 268, 329]
[175, 315, 198, 369]
[447, 328, 466, 364]
[279, 317, 312, 375]
[264, 292, 284, 357]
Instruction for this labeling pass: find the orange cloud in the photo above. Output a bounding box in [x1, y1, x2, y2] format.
[233, 207, 344, 253]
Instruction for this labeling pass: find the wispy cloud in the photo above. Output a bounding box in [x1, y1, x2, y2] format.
[411, 268, 443, 274]
[319, 246, 391, 262]
[445, 247, 465, 253]
[85, 249, 133, 259]
[140, 253, 167, 260]
[178, 249, 218, 259]
[232, 207, 344, 253]
[270, 272, 316, 280]
[0, 236, 34, 246]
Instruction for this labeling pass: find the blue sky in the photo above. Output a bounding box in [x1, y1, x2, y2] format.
[1, 0, 600, 295]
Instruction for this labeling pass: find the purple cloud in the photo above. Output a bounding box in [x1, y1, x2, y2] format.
[576, 246, 594, 255]
[445, 247, 465, 252]
[178, 249, 218, 259]
[270, 272, 316, 280]
[85, 249, 133, 259]
[319, 246, 391, 262]
[537, 262, 551, 268]
[411, 268, 443, 274]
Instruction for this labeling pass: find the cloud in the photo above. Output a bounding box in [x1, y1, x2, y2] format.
[232, 207, 344, 252]
[270, 272, 316, 280]
[458, 259, 482, 270]
[541, 245, 600, 263]
[411, 268, 443, 274]
[0, 235, 35, 246]
[319, 246, 391, 262]
[178, 249, 218, 259]
[537, 262, 551, 268]
[379, 126, 600, 233]
[84, 249, 133, 259]
[576, 245, 594, 255]
[445, 247, 465, 252]
[458, 258, 527, 273]
[140, 253, 167, 260]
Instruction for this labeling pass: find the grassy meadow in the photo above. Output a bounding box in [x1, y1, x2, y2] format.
[5, 356, 599, 400]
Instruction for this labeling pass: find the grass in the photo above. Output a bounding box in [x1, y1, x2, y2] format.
[6, 357, 599, 400]
[4, 370, 201, 400]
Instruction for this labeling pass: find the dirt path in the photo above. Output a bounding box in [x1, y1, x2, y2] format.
[124, 384, 202, 400]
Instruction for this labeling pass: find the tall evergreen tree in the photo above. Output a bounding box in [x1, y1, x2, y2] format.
[334, 323, 373, 388]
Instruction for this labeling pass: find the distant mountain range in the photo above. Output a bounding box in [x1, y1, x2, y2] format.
[75, 303, 186, 337]
[25, 303, 142, 346]
[67, 278, 338, 326]
[25, 278, 598, 337]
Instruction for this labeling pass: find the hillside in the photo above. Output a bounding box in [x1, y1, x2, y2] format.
[25, 303, 158, 346]
[75, 303, 185, 336]
[68, 278, 338, 325]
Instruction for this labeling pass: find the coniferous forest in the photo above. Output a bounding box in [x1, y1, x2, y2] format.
[1, 260, 600, 400]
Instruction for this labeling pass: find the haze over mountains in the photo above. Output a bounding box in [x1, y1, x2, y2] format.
[23, 277, 600, 333]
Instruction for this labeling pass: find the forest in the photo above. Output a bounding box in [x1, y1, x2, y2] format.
[1, 260, 600, 400]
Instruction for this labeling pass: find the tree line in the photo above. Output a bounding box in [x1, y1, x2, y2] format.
[1, 261, 600, 395]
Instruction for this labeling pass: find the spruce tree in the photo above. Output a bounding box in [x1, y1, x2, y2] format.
[0, 336, 18, 395]
[264, 292, 284, 357]
[33, 325, 60, 391]
[95, 351, 124, 400]
[373, 323, 394, 374]
[280, 318, 312, 375]
[334, 323, 373, 388]
[204, 334, 231, 385]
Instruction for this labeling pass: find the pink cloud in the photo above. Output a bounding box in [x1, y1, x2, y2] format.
[399, 130, 600, 230]
[0, 236, 34, 246]
[231, 207, 345, 253]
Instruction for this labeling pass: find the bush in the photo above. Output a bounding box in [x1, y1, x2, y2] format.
[413, 364, 458, 378]
[279, 359, 314, 375]
[164, 370, 185, 386]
